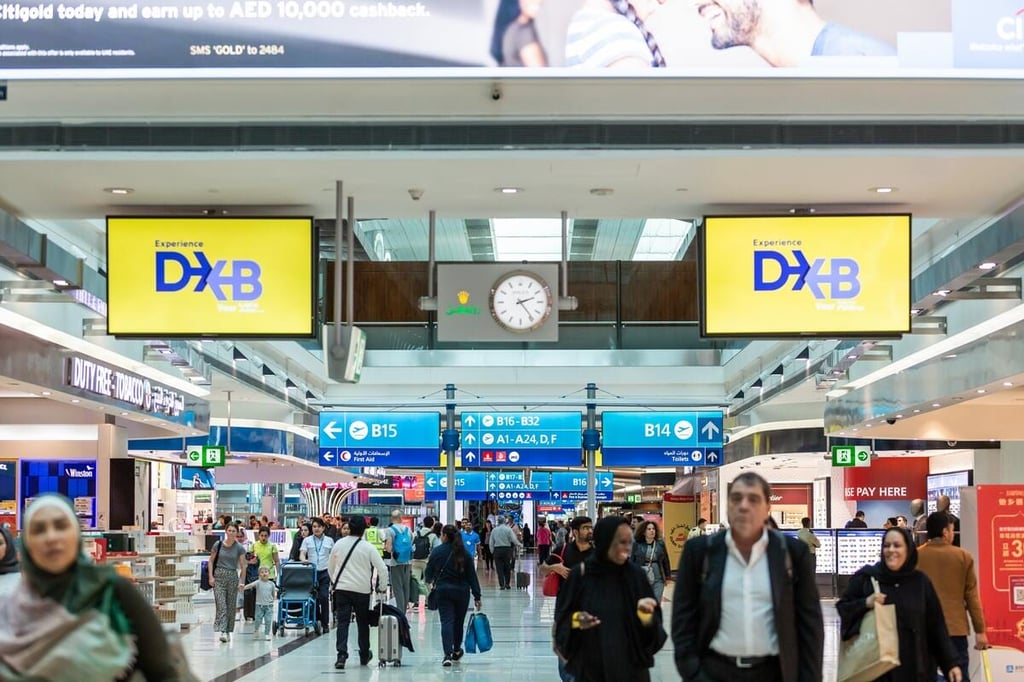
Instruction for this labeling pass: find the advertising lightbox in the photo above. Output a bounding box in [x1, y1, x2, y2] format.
[700, 214, 911, 338]
[107, 216, 315, 338]
[0, 0, 1019, 79]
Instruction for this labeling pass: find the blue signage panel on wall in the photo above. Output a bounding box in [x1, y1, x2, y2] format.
[459, 411, 582, 467]
[318, 412, 441, 467]
[601, 411, 724, 467]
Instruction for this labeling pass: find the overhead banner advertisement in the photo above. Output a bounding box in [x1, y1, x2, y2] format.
[701, 215, 911, 338]
[106, 216, 315, 338]
[0, 0, 1020, 78]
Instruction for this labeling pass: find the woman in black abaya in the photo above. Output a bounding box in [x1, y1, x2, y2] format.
[554, 516, 667, 681]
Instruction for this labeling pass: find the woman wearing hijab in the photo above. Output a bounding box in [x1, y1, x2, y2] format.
[630, 521, 671, 602]
[554, 516, 667, 681]
[0, 526, 20, 596]
[837, 527, 962, 682]
[0, 494, 184, 680]
[290, 522, 312, 562]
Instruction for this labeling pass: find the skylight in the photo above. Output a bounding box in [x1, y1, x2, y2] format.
[492, 218, 566, 261]
[632, 219, 692, 261]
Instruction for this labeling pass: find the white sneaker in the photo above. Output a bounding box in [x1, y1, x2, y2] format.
[219, 632, 228, 642]
[265, 634, 272, 641]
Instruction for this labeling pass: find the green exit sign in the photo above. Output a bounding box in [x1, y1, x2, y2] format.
[626, 493, 642, 503]
[831, 445, 871, 468]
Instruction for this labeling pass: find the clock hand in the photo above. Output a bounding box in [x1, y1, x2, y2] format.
[515, 296, 536, 305]
[516, 299, 536, 322]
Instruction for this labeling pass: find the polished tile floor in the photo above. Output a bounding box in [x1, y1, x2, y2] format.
[183, 559, 842, 681]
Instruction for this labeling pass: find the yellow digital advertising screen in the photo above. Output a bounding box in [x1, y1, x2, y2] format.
[701, 215, 911, 337]
[107, 217, 315, 338]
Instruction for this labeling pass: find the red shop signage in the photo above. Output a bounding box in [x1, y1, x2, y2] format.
[663, 494, 695, 503]
[844, 457, 928, 500]
[768, 484, 811, 506]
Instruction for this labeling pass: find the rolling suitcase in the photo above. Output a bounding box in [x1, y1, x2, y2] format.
[377, 601, 403, 667]
[515, 571, 530, 589]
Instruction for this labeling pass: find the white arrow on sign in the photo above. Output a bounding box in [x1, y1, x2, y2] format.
[464, 415, 476, 427]
[465, 452, 476, 463]
[323, 452, 335, 463]
[426, 476, 437, 487]
[701, 421, 720, 439]
[464, 433, 476, 445]
[707, 451, 719, 464]
[323, 421, 343, 440]
[600, 476, 612, 488]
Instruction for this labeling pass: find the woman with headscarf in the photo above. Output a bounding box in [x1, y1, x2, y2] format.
[837, 527, 962, 682]
[290, 521, 312, 562]
[0, 494, 186, 680]
[553, 516, 667, 681]
[0, 526, 20, 596]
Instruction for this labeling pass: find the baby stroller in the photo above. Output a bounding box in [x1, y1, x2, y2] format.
[273, 561, 321, 636]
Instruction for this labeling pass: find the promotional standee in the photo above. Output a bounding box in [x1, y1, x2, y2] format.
[973, 486, 1024, 675]
[21, 459, 98, 527]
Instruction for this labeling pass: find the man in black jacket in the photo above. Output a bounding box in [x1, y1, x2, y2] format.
[672, 472, 823, 682]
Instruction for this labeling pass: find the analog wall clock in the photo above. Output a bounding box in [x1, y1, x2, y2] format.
[489, 270, 554, 333]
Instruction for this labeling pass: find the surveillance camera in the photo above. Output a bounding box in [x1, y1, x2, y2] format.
[202, 208, 219, 216]
[491, 85, 502, 101]
[947, 440, 958, 447]
[886, 418, 897, 425]
[408, 189, 424, 201]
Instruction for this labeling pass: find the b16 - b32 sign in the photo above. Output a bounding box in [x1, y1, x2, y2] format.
[701, 214, 911, 337]
[106, 216, 315, 338]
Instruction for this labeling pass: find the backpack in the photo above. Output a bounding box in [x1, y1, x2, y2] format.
[413, 530, 433, 560]
[390, 524, 413, 563]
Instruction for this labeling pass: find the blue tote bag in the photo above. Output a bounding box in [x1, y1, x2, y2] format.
[465, 612, 493, 654]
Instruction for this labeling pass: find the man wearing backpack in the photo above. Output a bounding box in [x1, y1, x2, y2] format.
[411, 515, 439, 580]
[384, 509, 414, 612]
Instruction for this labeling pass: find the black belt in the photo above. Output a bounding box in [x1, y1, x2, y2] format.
[708, 651, 778, 670]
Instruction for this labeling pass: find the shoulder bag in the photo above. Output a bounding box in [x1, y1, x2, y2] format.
[542, 548, 565, 597]
[838, 577, 900, 682]
[426, 552, 451, 611]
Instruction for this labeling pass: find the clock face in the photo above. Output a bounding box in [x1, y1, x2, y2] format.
[489, 271, 553, 333]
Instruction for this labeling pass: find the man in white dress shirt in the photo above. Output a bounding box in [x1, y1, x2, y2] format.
[300, 516, 335, 635]
[671, 472, 823, 682]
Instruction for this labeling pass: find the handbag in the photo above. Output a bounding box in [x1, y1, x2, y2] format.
[542, 551, 563, 597]
[642, 544, 657, 584]
[838, 577, 900, 682]
[469, 611, 493, 653]
[426, 552, 451, 611]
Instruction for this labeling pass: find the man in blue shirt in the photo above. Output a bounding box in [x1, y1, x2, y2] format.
[460, 518, 481, 560]
[694, 0, 894, 67]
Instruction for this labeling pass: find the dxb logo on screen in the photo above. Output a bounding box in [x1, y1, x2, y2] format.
[753, 244, 862, 310]
[155, 242, 263, 308]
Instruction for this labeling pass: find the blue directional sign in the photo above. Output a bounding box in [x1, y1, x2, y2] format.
[319, 412, 441, 467]
[550, 471, 614, 493]
[601, 411, 724, 467]
[460, 411, 582, 467]
[424, 471, 487, 493]
[486, 472, 551, 493]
